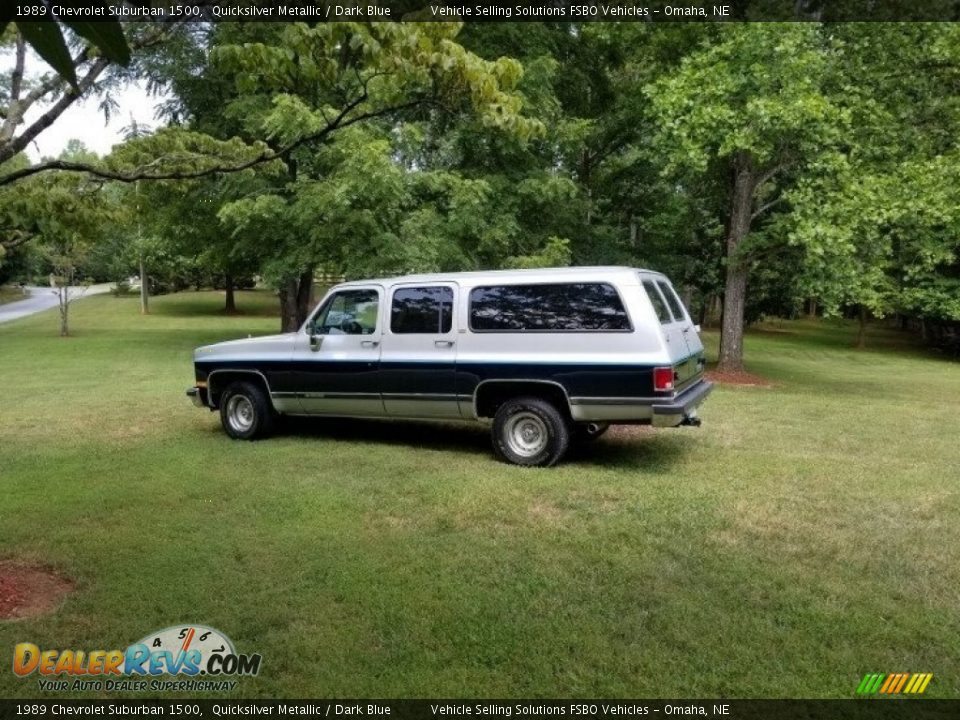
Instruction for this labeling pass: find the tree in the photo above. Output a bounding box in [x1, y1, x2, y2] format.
[646, 24, 846, 371]
[0, 19, 175, 173]
[171, 21, 540, 330]
[774, 24, 960, 347]
[17, 142, 114, 335]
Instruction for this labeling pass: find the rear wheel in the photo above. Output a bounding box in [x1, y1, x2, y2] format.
[220, 381, 276, 440]
[492, 396, 571, 467]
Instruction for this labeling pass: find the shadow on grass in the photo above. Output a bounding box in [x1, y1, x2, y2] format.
[147, 291, 280, 319]
[276, 416, 492, 457]
[260, 415, 684, 469]
[567, 431, 687, 470]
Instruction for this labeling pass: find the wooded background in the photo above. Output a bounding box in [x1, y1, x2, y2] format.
[2, 20, 959, 369]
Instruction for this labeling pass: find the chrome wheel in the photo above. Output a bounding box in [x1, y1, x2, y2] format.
[226, 394, 255, 433]
[504, 411, 549, 458]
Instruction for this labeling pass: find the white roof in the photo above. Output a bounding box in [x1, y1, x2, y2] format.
[337, 266, 666, 288]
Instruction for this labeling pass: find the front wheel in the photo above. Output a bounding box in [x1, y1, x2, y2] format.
[220, 381, 276, 440]
[492, 396, 571, 467]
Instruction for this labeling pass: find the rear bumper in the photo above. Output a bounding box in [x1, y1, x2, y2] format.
[651, 380, 713, 427]
[186, 386, 207, 408]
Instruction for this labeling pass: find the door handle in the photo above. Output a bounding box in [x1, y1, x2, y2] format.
[434, 340, 454, 348]
[361, 340, 380, 348]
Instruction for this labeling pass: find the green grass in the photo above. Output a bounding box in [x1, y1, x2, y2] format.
[1, 291, 958, 699]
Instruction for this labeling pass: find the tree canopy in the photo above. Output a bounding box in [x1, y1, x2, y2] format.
[1, 20, 958, 354]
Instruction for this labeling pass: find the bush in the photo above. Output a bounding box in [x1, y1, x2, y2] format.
[110, 281, 133, 297]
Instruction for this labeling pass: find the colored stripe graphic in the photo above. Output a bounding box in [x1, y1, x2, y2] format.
[879, 674, 897, 694]
[857, 672, 933, 695]
[893, 674, 909, 693]
[904, 674, 920, 694]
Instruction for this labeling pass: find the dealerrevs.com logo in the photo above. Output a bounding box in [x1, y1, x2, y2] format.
[13, 624, 262, 692]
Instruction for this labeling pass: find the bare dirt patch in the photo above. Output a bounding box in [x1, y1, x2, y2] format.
[706, 370, 775, 388]
[0, 562, 73, 620]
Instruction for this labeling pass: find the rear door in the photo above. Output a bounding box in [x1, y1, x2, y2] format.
[640, 276, 703, 390]
[379, 283, 461, 418]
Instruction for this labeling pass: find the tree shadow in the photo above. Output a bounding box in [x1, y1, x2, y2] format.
[276, 416, 492, 458]
[566, 429, 687, 471]
[269, 416, 685, 469]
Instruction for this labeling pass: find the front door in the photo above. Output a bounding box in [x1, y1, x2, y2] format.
[293, 286, 384, 416]
[379, 283, 460, 418]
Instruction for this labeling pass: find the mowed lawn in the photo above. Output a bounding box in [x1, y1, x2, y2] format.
[1, 291, 958, 699]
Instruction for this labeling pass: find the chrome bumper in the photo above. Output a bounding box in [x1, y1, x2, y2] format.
[186, 387, 206, 408]
[651, 380, 713, 427]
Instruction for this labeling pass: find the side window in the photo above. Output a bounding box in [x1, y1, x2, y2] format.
[642, 279, 673, 324]
[469, 283, 631, 331]
[391, 286, 454, 334]
[312, 289, 379, 335]
[657, 280, 688, 322]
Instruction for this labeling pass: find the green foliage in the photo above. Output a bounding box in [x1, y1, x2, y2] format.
[211, 22, 541, 145]
[647, 24, 846, 175]
[2, 12, 130, 89]
[778, 24, 960, 324]
[7, 21, 958, 345]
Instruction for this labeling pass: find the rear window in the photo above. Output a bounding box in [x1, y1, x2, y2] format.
[469, 283, 631, 332]
[657, 280, 688, 322]
[642, 280, 672, 324]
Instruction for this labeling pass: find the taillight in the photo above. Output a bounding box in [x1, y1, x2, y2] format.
[653, 367, 675, 392]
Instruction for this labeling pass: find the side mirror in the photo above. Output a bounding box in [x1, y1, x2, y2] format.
[694, 324, 702, 334]
[308, 329, 323, 351]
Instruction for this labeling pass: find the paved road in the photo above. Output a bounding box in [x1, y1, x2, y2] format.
[0, 284, 113, 325]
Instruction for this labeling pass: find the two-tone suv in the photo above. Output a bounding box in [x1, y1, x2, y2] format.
[187, 267, 712, 466]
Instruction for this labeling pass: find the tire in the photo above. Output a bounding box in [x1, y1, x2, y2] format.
[492, 396, 571, 467]
[219, 381, 276, 440]
[573, 422, 610, 443]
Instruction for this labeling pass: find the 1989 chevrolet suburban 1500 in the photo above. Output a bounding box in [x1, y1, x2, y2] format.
[187, 267, 712, 466]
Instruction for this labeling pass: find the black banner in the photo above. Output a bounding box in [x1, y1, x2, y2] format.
[5, 0, 960, 23]
[2, 700, 960, 720]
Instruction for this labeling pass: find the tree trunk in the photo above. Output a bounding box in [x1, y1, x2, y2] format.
[296, 270, 313, 325]
[717, 152, 756, 373]
[139, 254, 150, 315]
[224, 273, 237, 314]
[278, 279, 298, 333]
[278, 269, 315, 332]
[857, 305, 868, 349]
[59, 287, 69, 337]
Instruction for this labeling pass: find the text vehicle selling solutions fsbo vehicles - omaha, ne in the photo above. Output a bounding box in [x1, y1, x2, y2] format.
[186, 267, 713, 466]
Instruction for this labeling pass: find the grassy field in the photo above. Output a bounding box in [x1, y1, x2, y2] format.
[1, 290, 958, 699]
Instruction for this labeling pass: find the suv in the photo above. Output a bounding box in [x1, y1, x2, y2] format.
[187, 267, 712, 466]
